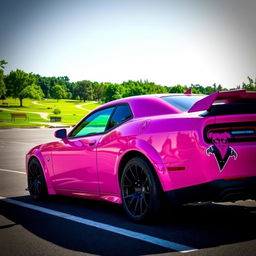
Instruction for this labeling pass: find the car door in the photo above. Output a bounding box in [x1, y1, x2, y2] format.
[97, 104, 133, 196]
[51, 107, 115, 194]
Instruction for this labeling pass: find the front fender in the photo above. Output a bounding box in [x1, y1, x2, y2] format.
[26, 147, 56, 195]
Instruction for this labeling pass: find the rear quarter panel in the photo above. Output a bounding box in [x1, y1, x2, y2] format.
[141, 113, 256, 191]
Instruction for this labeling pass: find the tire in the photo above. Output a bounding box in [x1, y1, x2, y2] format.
[120, 157, 164, 222]
[27, 158, 48, 200]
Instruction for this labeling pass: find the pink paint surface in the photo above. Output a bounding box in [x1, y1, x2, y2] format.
[26, 91, 256, 204]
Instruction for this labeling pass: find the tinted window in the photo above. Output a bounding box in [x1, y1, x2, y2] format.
[107, 105, 133, 130]
[69, 107, 114, 137]
[162, 96, 206, 111]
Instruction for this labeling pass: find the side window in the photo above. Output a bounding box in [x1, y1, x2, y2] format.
[69, 107, 114, 137]
[107, 104, 133, 130]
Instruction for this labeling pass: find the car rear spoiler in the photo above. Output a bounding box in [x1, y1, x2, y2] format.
[188, 90, 256, 113]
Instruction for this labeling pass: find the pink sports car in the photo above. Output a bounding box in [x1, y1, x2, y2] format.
[26, 90, 256, 221]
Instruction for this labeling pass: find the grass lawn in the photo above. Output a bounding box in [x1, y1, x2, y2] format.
[0, 98, 101, 127]
[0, 111, 44, 127]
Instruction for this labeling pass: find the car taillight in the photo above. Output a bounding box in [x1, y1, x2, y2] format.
[204, 122, 256, 143]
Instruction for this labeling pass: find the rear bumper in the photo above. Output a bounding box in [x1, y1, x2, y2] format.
[165, 177, 256, 205]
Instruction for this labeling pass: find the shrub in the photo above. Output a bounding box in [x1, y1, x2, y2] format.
[53, 108, 61, 115]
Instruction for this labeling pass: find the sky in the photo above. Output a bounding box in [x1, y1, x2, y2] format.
[1, 0, 256, 88]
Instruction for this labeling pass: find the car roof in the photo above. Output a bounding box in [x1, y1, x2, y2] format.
[95, 94, 205, 118]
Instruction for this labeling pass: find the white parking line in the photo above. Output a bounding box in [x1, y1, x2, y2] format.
[0, 168, 26, 174]
[0, 196, 197, 253]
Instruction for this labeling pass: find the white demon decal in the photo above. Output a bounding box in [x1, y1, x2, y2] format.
[206, 132, 237, 172]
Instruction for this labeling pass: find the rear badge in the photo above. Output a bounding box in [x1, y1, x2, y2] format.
[206, 132, 237, 172]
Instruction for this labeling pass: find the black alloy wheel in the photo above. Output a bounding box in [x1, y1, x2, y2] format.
[28, 158, 47, 200]
[121, 157, 163, 222]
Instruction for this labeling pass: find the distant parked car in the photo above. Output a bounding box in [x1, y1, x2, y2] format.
[26, 90, 256, 221]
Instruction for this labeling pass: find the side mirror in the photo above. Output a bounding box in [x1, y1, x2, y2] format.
[54, 129, 67, 139]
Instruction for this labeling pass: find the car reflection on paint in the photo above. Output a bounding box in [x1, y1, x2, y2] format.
[26, 90, 256, 222]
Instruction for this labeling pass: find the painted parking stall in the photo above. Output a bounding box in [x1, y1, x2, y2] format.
[0, 195, 196, 253]
[0, 129, 256, 256]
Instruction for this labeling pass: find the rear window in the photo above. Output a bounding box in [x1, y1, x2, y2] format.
[161, 96, 206, 111]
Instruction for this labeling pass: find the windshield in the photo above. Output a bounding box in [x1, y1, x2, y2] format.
[161, 95, 206, 112]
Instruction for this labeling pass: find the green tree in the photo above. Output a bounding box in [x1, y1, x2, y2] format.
[122, 80, 145, 97]
[50, 84, 67, 101]
[169, 84, 186, 93]
[35, 75, 51, 98]
[103, 83, 125, 102]
[0, 60, 8, 69]
[84, 83, 94, 101]
[237, 76, 256, 91]
[0, 70, 5, 98]
[75, 80, 94, 102]
[92, 82, 104, 102]
[34, 74, 73, 99]
[20, 84, 44, 100]
[122, 80, 167, 97]
[190, 84, 203, 94]
[5, 69, 35, 106]
[143, 80, 167, 94]
[204, 85, 216, 94]
[0, 60, 8, 98]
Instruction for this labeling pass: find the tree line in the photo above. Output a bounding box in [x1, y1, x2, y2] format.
[0, 60, 255, 107]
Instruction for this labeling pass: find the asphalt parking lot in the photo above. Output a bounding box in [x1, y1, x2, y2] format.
[0, 128, 256, 256]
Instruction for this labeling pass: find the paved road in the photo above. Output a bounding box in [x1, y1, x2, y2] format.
[0, 128, 256, 256]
